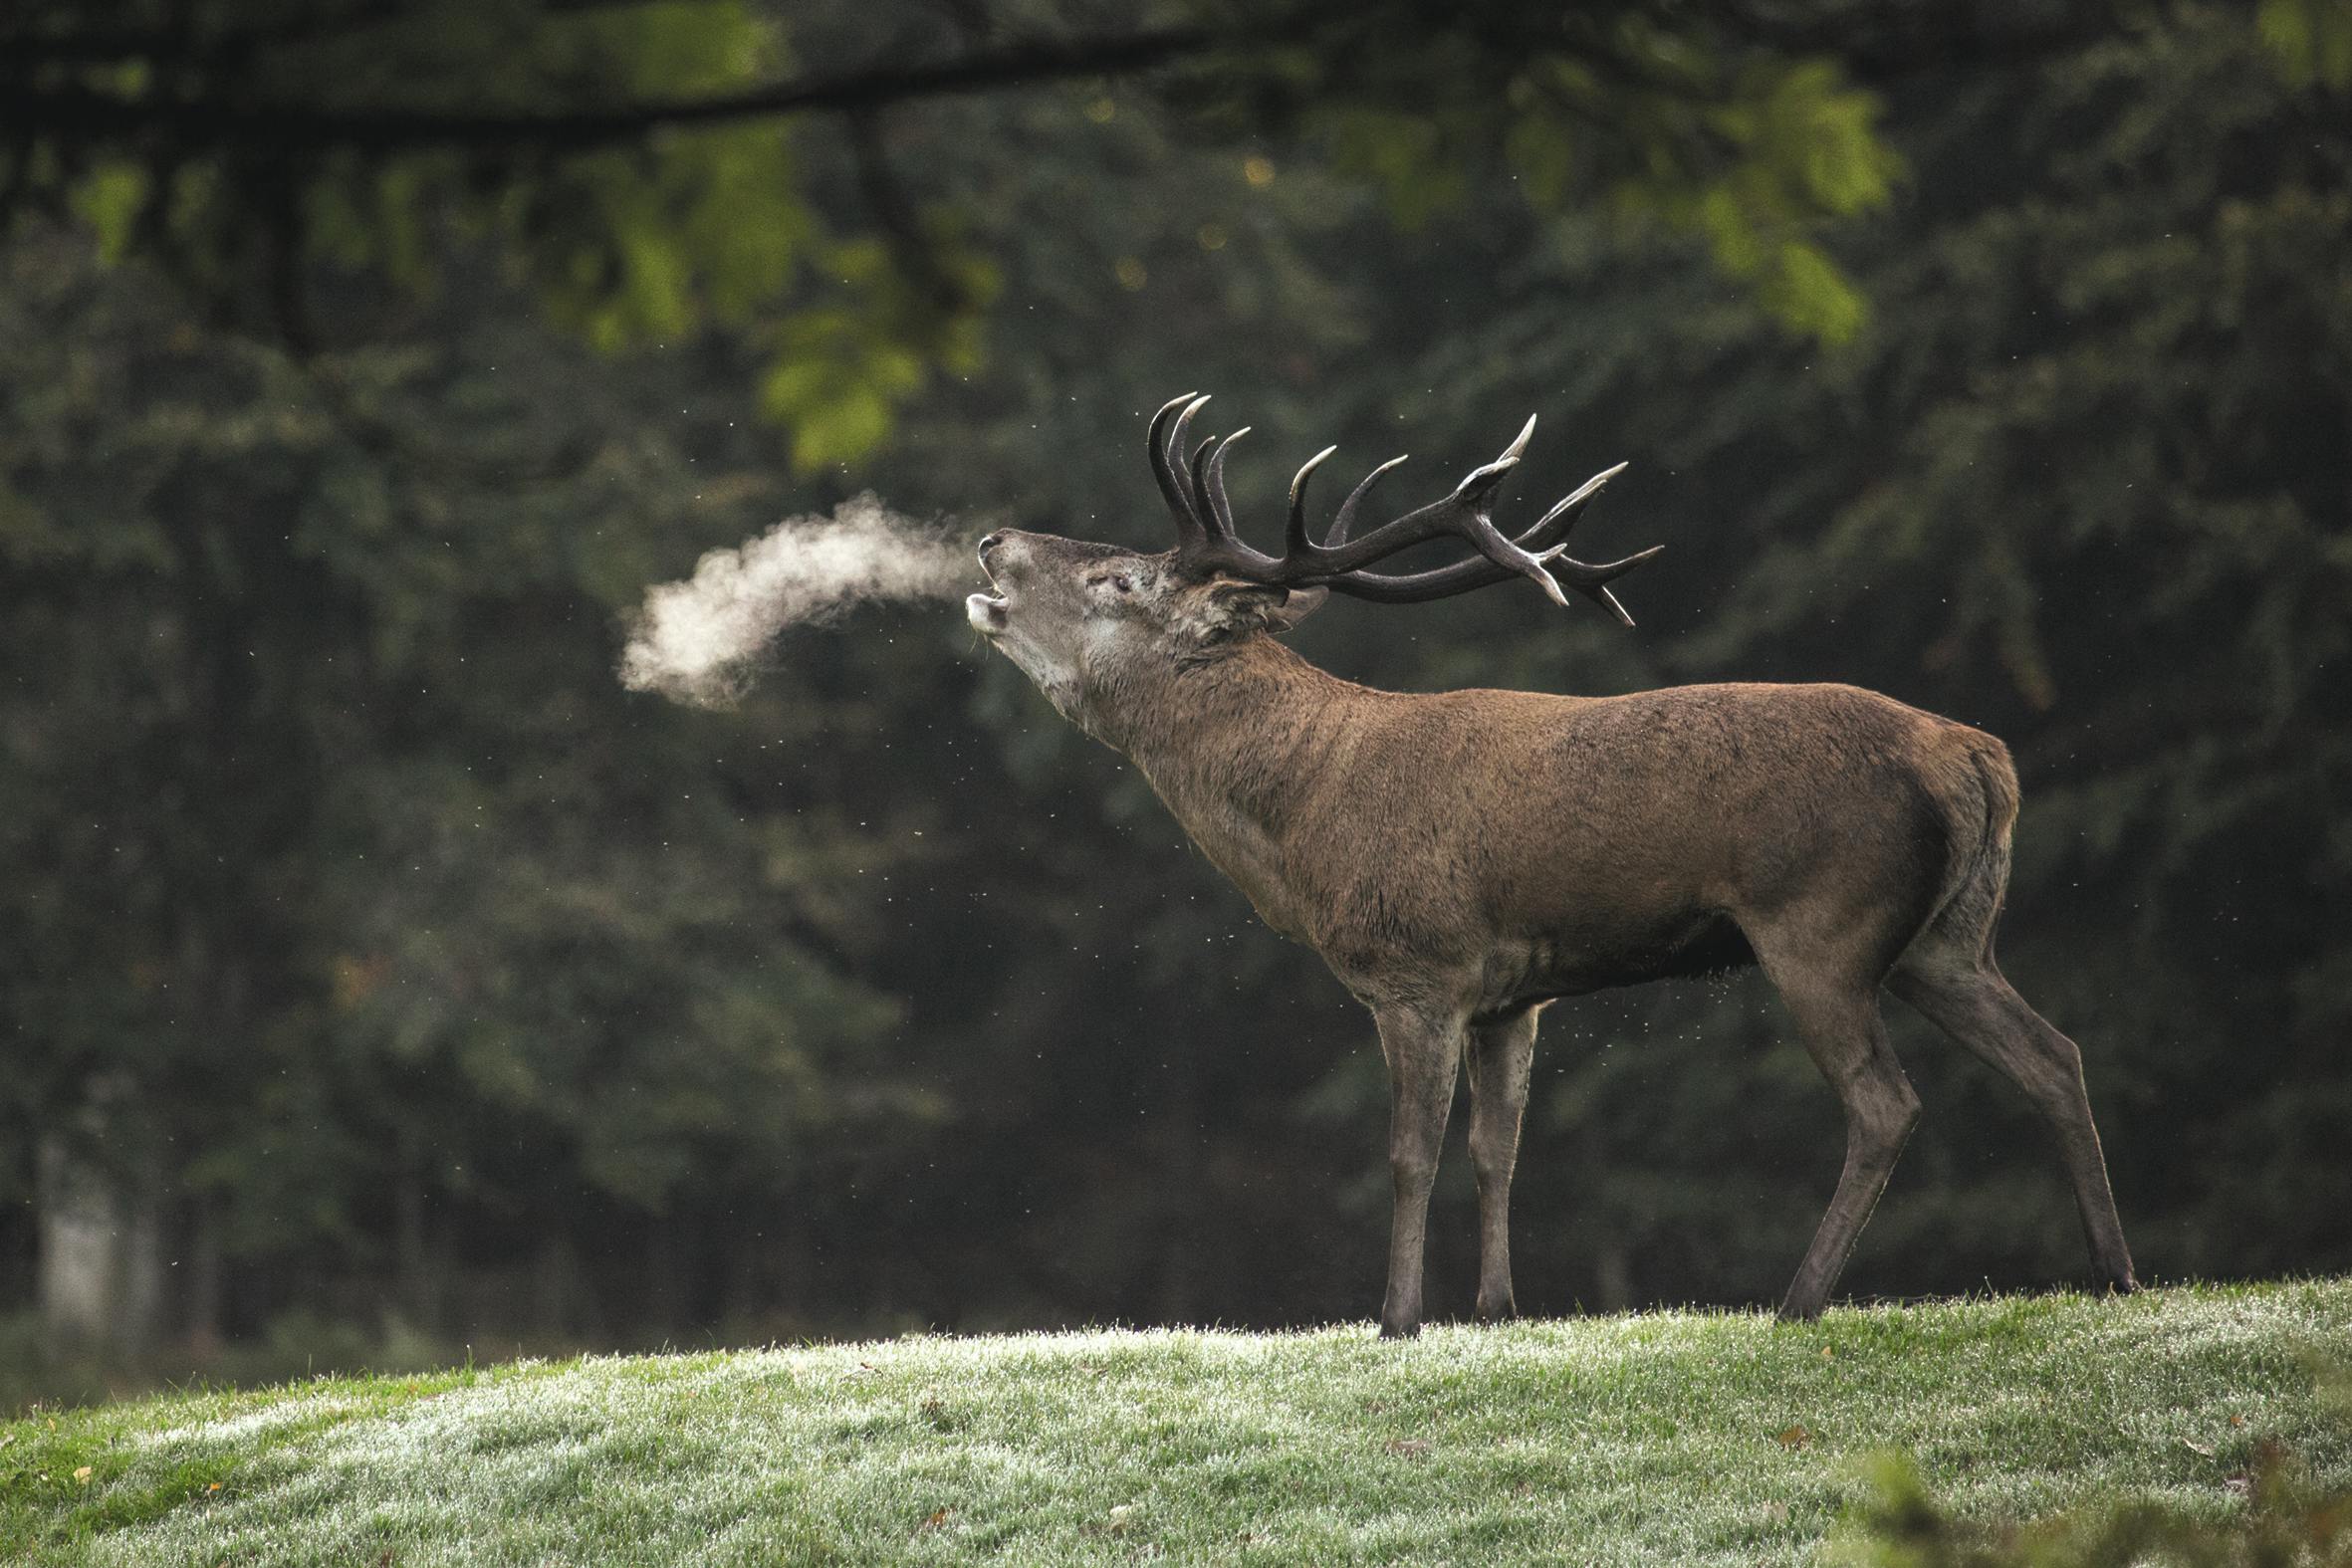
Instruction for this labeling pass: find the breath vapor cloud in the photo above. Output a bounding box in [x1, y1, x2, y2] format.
[620, 495, 974, 708]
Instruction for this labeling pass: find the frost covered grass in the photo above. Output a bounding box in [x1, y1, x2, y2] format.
[4, 1279, 2347, 1566]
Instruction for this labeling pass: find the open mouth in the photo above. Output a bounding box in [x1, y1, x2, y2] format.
[968, 543, 1009, 634]
[966, 573, 1009, 634]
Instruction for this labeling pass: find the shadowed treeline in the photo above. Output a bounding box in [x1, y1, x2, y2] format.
[1, 0, 2346, 1407]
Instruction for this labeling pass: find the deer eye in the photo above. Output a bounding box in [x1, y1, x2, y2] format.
[1111, 574, 1133, 593]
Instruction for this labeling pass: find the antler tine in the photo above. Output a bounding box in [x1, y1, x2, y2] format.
[1148, 393, 1206, 544]
[1185, 433, 1221, 539]
[1462, 414, 1535, 501]
[1195, 428, 1251, 542]
[1547, 545, 1666, 627]
[1326, 454, 1409, 547]
[1321, 463, 1658, 622]
[1306, 416, 1532, 577]
[1530, 460, 1628, 541]
[1287, 445, 1338, 556]
[1164, 395, 1216, 544]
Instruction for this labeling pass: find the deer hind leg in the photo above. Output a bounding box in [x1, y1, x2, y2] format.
[1889, 941, 2139, 1294]
[1464, 1007, 1538, 1323]
[1755, 938, 1922, 1321]
[1373, 1005, 1467, 1339]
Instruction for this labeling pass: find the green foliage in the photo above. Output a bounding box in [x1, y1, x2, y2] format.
[8, 0, 987, 471]
[5, 0, 1923, 470]
[1834, 1440, 2352, 1568]
[1685, 58, 1894, 342]
[2260, 0, 2352, 89]
[1831, 1358, 2352, 1567]
[759, 238, 997, 472]
[66, 162, 144, 263]
[1305, 27, 1898, 343]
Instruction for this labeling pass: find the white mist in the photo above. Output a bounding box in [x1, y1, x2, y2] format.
[620, 495, 973, 708]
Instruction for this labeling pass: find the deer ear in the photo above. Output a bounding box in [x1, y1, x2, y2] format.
[1264, 585, 1328, 633]
[1199, 578, 1327, 639]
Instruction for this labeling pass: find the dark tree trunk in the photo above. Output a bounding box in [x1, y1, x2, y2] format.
[185, 1193, 224, 1351]
[393, 1129, 443, 1333]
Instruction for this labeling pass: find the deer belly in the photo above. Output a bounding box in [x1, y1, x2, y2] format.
[1501, 910, 1759, 1002]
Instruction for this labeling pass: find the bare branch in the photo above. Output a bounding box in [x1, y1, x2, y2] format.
[0, 23, 1235, 154]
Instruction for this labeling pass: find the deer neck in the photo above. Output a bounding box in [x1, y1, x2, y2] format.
[1096, 637, 1360, 940]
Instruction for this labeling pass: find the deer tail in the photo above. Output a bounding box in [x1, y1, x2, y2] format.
[1931, 733, 2019, 959]
[1974, 739, 2019, 854]
[1916, 726, 2019, 962]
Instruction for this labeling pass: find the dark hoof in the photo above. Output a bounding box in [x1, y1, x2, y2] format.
[1475, 1299, 1518, 1325]
[1378, 1319, 1422, 1341]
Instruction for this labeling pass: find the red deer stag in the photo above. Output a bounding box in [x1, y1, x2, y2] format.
[968, 392, 2138, 1332]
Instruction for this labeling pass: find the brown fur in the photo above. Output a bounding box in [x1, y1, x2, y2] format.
[971, 530, 2137, 1329]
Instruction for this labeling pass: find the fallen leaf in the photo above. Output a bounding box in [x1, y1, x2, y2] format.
[1820, 1346, 1834, 1360]
[2229, 1414, 2247, 1429]
[74, 1465, 93, 1484]
[0, 1434, 14, 1450]
[1108, 1504, 1136, 1534]
[207, 1481, 222, 1493]
[2182, 1436, 2216, 1456]
[1385, 1438, 1431, 1458]
[1760, 1500, 1791, 1525]
[918, 1506, 951, 1533]
[1775, 1425, 1810, 1450]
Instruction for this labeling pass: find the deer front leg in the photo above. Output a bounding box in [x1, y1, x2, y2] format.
[1465, 1007, 1538, 1322]
[1374, 1005, 1466, 1339]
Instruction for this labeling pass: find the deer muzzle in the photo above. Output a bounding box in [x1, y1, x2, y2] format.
[969, 536, 1009, 632]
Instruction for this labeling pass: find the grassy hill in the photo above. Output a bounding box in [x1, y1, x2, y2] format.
[4, 1279, 2347, 1566]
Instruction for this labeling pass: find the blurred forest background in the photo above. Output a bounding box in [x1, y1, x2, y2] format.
[2, 0, 2347, 1409]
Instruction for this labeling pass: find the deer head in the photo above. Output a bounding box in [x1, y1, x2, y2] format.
[967, 392, 1662, 726]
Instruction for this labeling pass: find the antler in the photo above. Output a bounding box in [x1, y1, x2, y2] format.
[1144, 393, 1662, 625]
